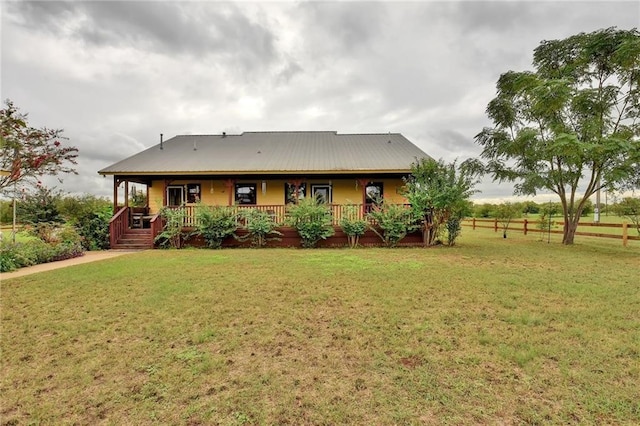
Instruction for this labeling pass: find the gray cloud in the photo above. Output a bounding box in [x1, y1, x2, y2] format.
[430, 129, 478, 156]
[7, 1, 279, 71]
[297, 2, 386, 55]
[2, 1, 639, 202]
[275, 60, 303, 85]
[447, 1, 533, 34]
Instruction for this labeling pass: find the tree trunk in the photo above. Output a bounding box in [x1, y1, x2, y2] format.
[562, 218, 579, 245]
[422, 213, 435, 247]
[422, 223, 429, 247]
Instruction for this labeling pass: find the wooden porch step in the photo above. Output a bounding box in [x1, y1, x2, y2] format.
[112, 241, 153, 249]
[112, 243, 153, 250]
[124, 228, 152, 234]
[117, 237, 153, 244]
[113, 228, 154, 249]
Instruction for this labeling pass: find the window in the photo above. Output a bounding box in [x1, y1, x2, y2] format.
[311, 184, 332, 204]
[235, 183, 256, 205]
[285, 183, 306, 204]
[186, 183, 201, 203]
[365, 182, 383, 205]
[167, 186, 184, 207]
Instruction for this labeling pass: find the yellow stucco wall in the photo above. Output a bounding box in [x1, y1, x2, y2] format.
[146, 177, 407, 214]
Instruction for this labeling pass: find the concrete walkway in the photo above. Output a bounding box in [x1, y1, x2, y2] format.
[1, 250, 144, 280]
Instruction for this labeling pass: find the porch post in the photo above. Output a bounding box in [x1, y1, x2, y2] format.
[357, 178, 370, 217]
[163, 180, 168, 207]
[224, 179, 235, 206]
[294, 179, 302, 203]
[124, 180, 129, 207]
[113, 177, 119, 213]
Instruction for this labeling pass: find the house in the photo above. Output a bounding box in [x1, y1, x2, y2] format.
[98, 131, 430, 248]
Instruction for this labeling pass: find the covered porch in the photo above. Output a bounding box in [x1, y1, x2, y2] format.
[107, 201, 417, 249]
[107, 174, 410, 248]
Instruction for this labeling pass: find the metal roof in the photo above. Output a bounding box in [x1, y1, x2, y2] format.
[98, 131, 431, 175]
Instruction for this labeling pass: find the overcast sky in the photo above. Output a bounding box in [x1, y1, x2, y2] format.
[1, 1, 638, 203]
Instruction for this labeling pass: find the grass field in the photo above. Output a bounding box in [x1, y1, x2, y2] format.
[2, 230, 639, 425]
[0, 227, 35, 243]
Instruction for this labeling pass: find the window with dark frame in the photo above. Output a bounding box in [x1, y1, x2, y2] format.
[365, 182, 384, 205]
[285, 183, 306, 204]
[167, 186, 184, 207]
[235, 183, 257, 205]
[311, 184, 332, 204]
[186, 183, 201, 203]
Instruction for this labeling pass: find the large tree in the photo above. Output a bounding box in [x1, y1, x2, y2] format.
[476, 28, 640, 244]
[0, 100, 78, 193]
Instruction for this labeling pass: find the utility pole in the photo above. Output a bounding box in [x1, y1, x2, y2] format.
[594, 181, 601, 223]
[547, 200, 552, 244]
[12, 180, 17, 243]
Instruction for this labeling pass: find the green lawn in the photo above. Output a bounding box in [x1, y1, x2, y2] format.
[2, 231, 639, 424]
[0, 226, 35, 243]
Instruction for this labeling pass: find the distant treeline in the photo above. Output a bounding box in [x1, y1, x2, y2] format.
[471, 199, 623, 219]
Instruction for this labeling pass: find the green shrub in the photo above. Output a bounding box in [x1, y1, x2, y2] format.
[494, 202, 521, 239]
[16, 186, 64, 225]
[76, 210, 111, 250]
[0, 239, 84, 272]
[194, 205, 237, 249]
[57, 224, 82, 245]
[367, 203, 414, 247]
[25, 222, 59, 244]
[0, 241, 19, 272]
[339, 205, 368, 248]
[239, 209, 282, 247]
[286, 197, 334, 248]
[58, 194, 112, 223]
[26, 240, 56, 264]
[7, 240, 42, 268]
[50, 242, 84, 262]
[155, 207, 188, 249]
[445, 216, 462, 246]
[58, 194, 112, 251]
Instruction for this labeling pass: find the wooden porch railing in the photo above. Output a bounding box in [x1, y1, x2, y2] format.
[109, 206, 129, 248]
[160, 204, 403, 228]
[149, 211, 163, 246]
[463, 217, 638, 246]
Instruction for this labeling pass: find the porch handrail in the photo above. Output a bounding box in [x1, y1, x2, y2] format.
[109, 206, 129, 248]
[162, 203, 412, 227]
[149, 211, 163, 246]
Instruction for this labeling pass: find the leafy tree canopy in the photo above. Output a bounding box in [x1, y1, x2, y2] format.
[16, 186, 65, 225]
[476, 27, 640, 244]
[611, 196, 640, 234]
[1, 100, 78, 193]
[404, 157, 483, 246]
